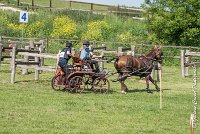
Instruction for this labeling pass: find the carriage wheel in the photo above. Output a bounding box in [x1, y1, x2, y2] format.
[69, 76, 85, 93]
[92, 77, 110, 94]
[51, 74, 65, 91]
[83, 75, 93, 91]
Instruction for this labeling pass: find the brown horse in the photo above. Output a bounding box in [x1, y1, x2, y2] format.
[112, 46, 163, 94]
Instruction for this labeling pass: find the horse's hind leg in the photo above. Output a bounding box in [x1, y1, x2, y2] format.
[145, 75, 152, 93]
[149, 75, 160, 92]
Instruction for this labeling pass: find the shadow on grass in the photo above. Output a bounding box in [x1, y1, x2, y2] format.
[15, 79, 51, 84]
[128, 88, 172, 93]
[66, 89, 116, 94]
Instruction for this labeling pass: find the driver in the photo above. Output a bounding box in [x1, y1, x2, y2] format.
[79, 40, 100, 73]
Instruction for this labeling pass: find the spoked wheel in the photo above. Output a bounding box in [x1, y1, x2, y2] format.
[68, 76, 85, 93]
[92, 77, 110, 94]
[84, 76, 93, 91]
[51, 75, 65, 91]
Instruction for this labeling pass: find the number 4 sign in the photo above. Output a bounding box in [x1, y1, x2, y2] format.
[19, 11, 29, 23]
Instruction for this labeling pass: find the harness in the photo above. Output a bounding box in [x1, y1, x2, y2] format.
[113, 56, 155, 82]
[119, 56, 133, 73]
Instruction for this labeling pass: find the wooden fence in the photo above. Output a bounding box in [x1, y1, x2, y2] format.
[2, 41, 161, 83]
[0, 39, 46, 67]
[180, 50, 200, 77]
[2, 36, 200, 80]
[12, 0, 143, 16]
[10, 44, 59, 83]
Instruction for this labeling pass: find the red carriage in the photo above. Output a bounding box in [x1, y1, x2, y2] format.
[51, 54, 110, 93]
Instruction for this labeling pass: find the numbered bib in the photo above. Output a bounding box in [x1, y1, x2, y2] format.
[59, 52, 65, 58]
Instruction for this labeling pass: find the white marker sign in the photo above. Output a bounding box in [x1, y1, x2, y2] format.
[19, 11, 28, 23]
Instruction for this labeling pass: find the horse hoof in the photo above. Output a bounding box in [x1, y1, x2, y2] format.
[146, 88, 152, 93]
[147, 91, 152, 93]
[121, 91, 127, 94]
[156, 87, 160, 92]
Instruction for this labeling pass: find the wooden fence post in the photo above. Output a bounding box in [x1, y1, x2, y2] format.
[91, 3, 93, 10]
[11, 45, 16, 84]
[117, 5, 120, 11]
[32, 0, 34, 10]
[131, 45, 135, 56]
[39, 40, 45, 66]
[17, 0, 20, 6]
[49, 0, 52, 11]
[69, 0, 72, 8]
[99, 44, 106, 71]
[21, 46, 29, 75]
[45, 38, 48, 53]
[185, 49, 190, 76]
[118, 47, 122, 56]
[30, 40, 34, 49]
[181, 50, 185, 77]
[35, 56, 39, 80]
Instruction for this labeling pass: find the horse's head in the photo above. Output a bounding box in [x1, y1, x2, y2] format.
[153, 46, 163, 63]
[146, 46, 163, 63]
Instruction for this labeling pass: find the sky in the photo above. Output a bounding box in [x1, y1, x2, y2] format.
[71, 0, 145, 7]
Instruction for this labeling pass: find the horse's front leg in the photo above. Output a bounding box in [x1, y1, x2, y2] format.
[145, 75, 152, 93]
[119, 73, 128, 94]
[149, 75, 160, 92]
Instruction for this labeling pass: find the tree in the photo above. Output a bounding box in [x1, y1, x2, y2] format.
[144, 0, 200, 46]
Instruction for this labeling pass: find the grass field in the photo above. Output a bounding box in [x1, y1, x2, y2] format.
[0, 61, 199, 133]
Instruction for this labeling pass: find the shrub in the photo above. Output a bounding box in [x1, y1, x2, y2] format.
[117, 31, 135, 43]
[26, 21, 45, 37]
[7, 23, 24, 37]
[50, 16, 77, 39]
[81, 20, 111, 41]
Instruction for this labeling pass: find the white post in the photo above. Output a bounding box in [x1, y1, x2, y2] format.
[190, 114, 194, 134]
[158, 62, 162, 109]
[11, 45, 16, 84]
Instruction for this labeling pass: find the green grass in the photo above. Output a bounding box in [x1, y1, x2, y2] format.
[0, 62, 200, 133]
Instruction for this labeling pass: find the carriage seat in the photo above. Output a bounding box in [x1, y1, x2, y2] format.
[72, 53, 84, 67]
